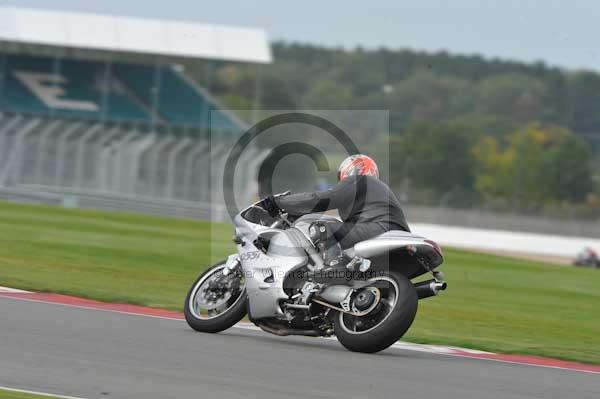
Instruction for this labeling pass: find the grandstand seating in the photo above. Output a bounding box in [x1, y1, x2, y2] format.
[0, 54, 253, 206]
[0, 54, 239, 130]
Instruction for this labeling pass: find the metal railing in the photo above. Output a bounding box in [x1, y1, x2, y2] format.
[0, 112, 266, 213]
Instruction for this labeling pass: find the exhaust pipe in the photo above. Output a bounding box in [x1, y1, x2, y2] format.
[257, 321, 321, 337]
[316, 285, 353, 304]
[414, 279, 447, 299]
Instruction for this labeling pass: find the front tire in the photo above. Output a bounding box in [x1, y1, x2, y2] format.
[334, 270, 418, 353]
[184, 261, 247, 333]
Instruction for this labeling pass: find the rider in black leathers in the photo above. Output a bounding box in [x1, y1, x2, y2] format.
[266, 155, 410, 250]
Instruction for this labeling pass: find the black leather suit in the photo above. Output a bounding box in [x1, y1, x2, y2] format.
[275, 175, 410, 249]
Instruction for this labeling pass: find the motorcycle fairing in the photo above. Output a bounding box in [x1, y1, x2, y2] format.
[238, 228, 309, 320]
[354, 231, 444, 279]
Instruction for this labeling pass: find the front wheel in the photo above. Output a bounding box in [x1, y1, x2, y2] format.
[184, 261, 247, 333]
[334, 270, 418, 353]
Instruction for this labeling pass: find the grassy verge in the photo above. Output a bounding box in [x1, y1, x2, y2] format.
[1, 200, 599, 364]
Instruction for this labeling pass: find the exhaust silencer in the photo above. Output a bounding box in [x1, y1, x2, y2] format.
[414, 279, 447, 299]
[317, 285, 353, 304]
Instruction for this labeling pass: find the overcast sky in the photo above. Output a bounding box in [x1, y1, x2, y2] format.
[8, 0, 600, 71]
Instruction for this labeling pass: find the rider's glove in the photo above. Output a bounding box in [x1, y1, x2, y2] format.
[262, 195, 280, 217]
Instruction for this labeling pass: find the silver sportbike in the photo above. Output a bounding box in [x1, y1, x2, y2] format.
[184, 193, 447, 353]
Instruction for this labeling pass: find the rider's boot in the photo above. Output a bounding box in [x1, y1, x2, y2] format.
[325, 253, 352, 271]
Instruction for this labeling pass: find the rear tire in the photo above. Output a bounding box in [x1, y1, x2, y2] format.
[184, 261, 247, 333]
[334, 270, 418, 353]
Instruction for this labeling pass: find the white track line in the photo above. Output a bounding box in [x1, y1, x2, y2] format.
[0, 385, 87, 399]
[0, 286, 31, 293]
[438, 354, 600, 375]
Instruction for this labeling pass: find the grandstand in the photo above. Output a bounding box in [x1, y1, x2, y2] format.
[0, 6, 271, 215]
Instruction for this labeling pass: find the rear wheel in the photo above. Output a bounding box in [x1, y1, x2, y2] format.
[184, 261, 247, 333]
[334, 270, 417, 353]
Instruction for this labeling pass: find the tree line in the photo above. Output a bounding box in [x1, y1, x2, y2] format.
[186, 41, 600, 213]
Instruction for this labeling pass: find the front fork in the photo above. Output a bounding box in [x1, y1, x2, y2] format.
[221, 254, 241, 276]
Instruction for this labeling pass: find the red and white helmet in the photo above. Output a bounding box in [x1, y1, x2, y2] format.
[337, 154, 379, 182]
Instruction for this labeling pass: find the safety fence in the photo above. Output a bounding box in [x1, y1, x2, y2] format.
[0, 112, 266, 210]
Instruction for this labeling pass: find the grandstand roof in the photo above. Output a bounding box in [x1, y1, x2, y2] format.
[0, 6, 272, 64]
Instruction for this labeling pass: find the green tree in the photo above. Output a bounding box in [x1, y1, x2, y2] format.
[473, 123, 593, 204]
[388, 70, 475, 128]
[389, 122, 480, 205]
[539, 134, 593, 202]
[300, 79, 355, 108]
[565, 71, 600, 134]
[476, 73, 547, 124]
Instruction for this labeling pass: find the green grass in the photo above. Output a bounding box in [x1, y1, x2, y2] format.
[1, 200, 599, 364]
[0, 388, 72, 399]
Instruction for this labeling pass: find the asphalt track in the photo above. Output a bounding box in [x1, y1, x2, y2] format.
[1, 296, 599, 399]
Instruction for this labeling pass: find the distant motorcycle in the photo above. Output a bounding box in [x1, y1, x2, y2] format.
[184, 193, 447, 353]
[573, 247, 600, 268]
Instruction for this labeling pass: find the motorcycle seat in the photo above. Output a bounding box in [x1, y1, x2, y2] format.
[372, 230, 425, 240]
[343, 230, 425, 258]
